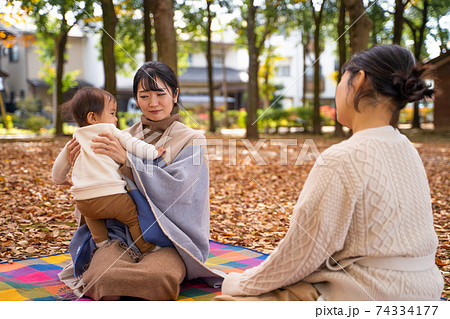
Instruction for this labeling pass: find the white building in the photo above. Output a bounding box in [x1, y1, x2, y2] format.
[269, 29, 337, 109]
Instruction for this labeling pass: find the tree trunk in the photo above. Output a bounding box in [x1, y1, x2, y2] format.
[222, 49, 229, 128]
[0, 91, 7, 129]
[344, 0, 373, 54]
[150, 0, 177, 75]
[393, 0, 409, 45]
[312, 23, 321, 135]
[412, 100, 421, 128]
[206, 0, 215, 133]
[143, 0, 153, 62]
[310, 0, 325, 135]
[417, 0, 428, 59]
[246, 0, 259, 139]
[411, 0, 428, 129]
[335, 0, 346, 137]
[54, 31, 68, 136]
[101, 0, 117, 98]
[302, 33, 309, 107]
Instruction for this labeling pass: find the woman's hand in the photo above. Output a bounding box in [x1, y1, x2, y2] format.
[67, 138, 80, 166]
[91, 132, 127, 165]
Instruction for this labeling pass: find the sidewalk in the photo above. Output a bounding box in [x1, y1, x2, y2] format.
[0, 133, 56, 142]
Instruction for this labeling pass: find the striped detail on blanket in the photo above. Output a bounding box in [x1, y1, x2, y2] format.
[0, 240, 268, 301]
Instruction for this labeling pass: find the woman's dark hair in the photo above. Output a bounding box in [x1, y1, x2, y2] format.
[341, 44, 434, 126]
[133, 61, 181, 114]
[61, 87, 116, 127]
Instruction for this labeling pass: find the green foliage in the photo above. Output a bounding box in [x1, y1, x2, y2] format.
[257, 107, 313, 132]
[236, 110, 246, 128]
[295, 106, 314, 126]
[177, 41, 198, 75]
[12, 0, 93, 134]
[180, 110, 201, 129]
[425, 0, 450, 54]
[226, 110, 244, 128]
[367, 0, 392, 46]
[169, 106, 335, 133]
[364, 0, 450, 55]
[16, 97, 40, 118]
[0, 114, 14, 130]
[114, 11, 142, 77]
[23, 1, 95, 40]
[34, 24, 58, 63]
[231, 0, 290, 52]
[399, 106, 434, 124]
[14, 98, 48, 130]
[117, 111, 141, 128]
[46, 122, 78, 135]
[0, 127, 34, 135]
[84, 1, 143, 77]
[25, 116, 50, 133]
[175, 0, 231, 74]
[176, 0, 231, 38]
[259, 47, 284, 107]
[30, 14, 81, 94]
[118, 116, 129, 130]
[38, 61, 80, 94]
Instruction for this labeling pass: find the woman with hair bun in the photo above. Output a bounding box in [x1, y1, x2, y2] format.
[215, 45, 444, 301]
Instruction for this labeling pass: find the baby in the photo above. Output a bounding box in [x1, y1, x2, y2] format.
[52, 87, 163, 253]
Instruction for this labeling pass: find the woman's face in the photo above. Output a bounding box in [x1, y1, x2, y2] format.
[335, 71, 355, 129]
[136, 76, 178, 122]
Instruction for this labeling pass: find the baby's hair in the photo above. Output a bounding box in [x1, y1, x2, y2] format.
[342, 44, 435, 126]
[61, 87, 116, 127]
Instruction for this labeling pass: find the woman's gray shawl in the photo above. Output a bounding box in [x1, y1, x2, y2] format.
[126, 121, 222, 283]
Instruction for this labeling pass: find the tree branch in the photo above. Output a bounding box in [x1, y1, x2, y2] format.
[404, 17, 418, 33]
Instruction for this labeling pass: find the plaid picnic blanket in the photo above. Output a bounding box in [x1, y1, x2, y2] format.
[0, 240, 268, 301]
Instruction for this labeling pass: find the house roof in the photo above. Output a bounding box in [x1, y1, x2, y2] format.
[182, 95, 235, 104]
[0, 23, 23, 37]
[425, 50, 450, 68]
[27, 79, 49, 88]
[27, 79, 94, 89]
[179, 67, 248, 84]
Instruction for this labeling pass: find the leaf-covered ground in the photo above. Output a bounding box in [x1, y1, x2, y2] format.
[0, 133, 448, 298]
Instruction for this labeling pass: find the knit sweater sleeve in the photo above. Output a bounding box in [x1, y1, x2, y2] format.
[112, 127, 158, 160]
[52, 142, 72, 185]
[221, 150, 358, 296]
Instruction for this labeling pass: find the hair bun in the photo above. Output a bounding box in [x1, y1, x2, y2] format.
[392, 66, 434, 104]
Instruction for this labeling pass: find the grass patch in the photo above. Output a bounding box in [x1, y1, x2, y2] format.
[0, 128, 34, 135]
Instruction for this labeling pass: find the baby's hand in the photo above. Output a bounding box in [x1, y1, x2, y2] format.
[156, 147, 166, 158]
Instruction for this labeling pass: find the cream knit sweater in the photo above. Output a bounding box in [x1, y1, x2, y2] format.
[222, 126, 443, 300]
[52, 123, 158, 200]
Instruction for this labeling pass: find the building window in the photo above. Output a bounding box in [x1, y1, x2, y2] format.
[187, 53, 192, 65]
[277, 65, 290, 77]
[305, 66, 324, 93]
[212, 54, 224, 67]
[9, 46, 19, 63]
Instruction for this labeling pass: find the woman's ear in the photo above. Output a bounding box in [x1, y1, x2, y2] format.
[86, 112, 97, 125]
[173, 88, 179, 104]
[353, 70, 366, 91]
